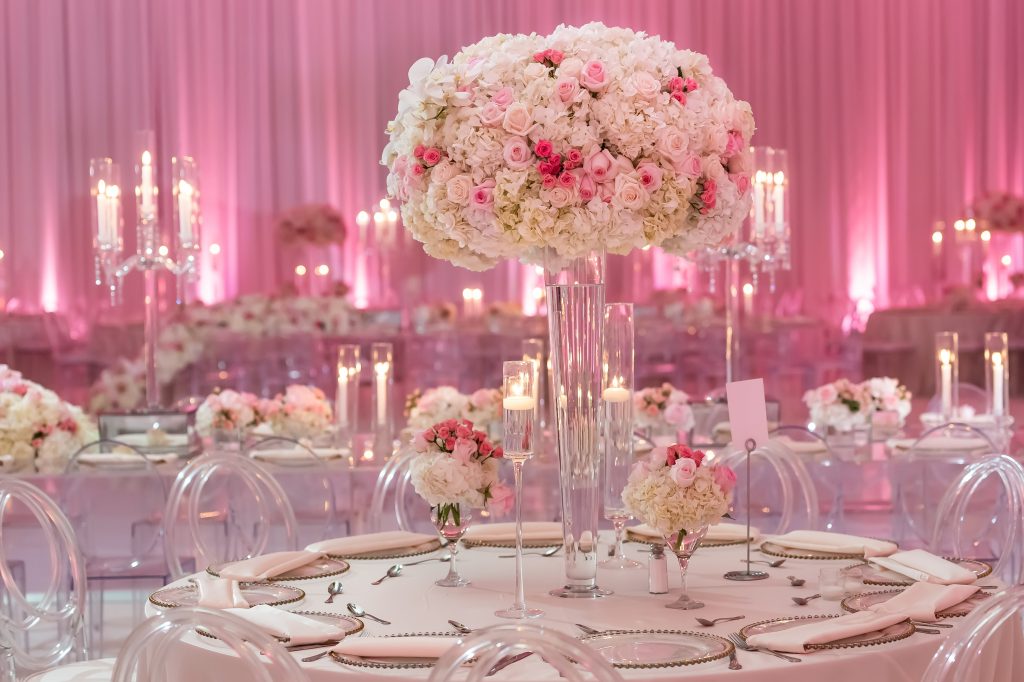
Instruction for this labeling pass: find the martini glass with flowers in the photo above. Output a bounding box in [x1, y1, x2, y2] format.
[622, 444, 736, 609]
[410, 419, 512, 587]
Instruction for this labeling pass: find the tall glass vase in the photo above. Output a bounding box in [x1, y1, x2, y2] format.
[545, 250, 611, 598]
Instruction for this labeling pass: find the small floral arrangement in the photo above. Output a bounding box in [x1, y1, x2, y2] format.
[277, 204, 347, 246]
[0, 365, 98, 472]
[803, 377, 912, 431]
[270, 385, 333, 438]
[407, 386, 469, 430]
[410, 419, 513, 522]
[622, 444, 734, 547]
[633, 383, 695, 432]
[195, 390, 275, 437]
[461, 388, 503, 427]
[195, 385, 333, 439]
[411, 302, 458, 332]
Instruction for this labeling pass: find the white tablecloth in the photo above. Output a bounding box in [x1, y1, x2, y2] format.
[141, 538, 1006, 681]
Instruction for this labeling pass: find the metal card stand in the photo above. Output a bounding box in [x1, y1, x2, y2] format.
[723, 438, 768, 581]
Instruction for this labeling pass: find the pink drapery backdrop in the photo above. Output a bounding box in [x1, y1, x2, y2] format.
[0, 0, 1022, 322]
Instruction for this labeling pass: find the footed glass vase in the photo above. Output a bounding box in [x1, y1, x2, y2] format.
[545, 250, 611, 598]
[663, 525, 709, 609]
[431, 503, 473, 587]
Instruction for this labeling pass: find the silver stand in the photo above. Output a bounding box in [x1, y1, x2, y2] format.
[723, 438, 768, 581]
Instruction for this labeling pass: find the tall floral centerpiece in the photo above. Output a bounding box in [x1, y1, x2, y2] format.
[383, 22, 753, 597]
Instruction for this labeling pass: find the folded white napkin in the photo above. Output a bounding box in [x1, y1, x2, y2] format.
[774, 436, 828, 454]
[225, 605, 345, 645]
[306, 531, 437, 556]
[870, 549, 977, 585]
[869, 582, 980, 621]
[745, 611, 908, 653]
[888, 436, 991, 453]
[249, 448, 345, 462]
[769, 530, 897, 558]
[77, 452, 178, 465]
[630, 522, 760, 543]
[117, 432, 190, 447]
[195, 574, 249, 609]
[332, 636, 460, 659]
[217, 550, 324, 581]
[463, 522, 562, 543]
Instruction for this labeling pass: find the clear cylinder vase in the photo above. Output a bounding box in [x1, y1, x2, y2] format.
[544, 250, 611, 598]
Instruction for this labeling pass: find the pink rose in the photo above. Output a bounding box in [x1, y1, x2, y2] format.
[444, 437, 457, 451]
[452, 437, 476, 463]
[584, 149, 619, 183]
[410, 164, 424, 177]
[554, 77, 580, 103]
[577, 172, 596, 202]
[455, 424, 472, 439]
[700, 179, 718, 213]
[502, 137, 533, 170]
[534, 140, 553, 158]
[671, 91, 686, 105]
[533, 51, 547, 63]
[724, 130, 743, 158]
[612, 173, 648, 211]
[656, 128, 689, 167]
[543, 185, 575, 208]
[646, 404, 660, 417]
[636, 163, 664, 192]
[413, 145, 425, 159]
[541, 174, 557, 189]
[684, 77, 699, 91]
[480, 441, 493, 455]
[470, 180, 496, 210]
[681, 153, 702, 178]
[491, 87, 514, 110]
[712, 465, 737, 494]
[502, 103, 534, 136]
[732, 173, 750, 196]
[548, 49, 564, 65]
[487, 483, 515, 516]
[565, 148, 583, 169]
[670, 458, 697, 487]
[478, 102, 505, 127]
[580, 60, 608, 91]
[422, 147, 442, 166]
[558, 171, 575, 188]
[668, 76, 685, 91]
[445, 174, 473, 205]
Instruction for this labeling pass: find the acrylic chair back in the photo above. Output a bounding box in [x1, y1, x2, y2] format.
[163, 453, 299, 580]
[428, 623, 623, 682]
[367, 445, 424, 533]
[770, 425, 842, 530]
[715, 440, 819, 534]
[922, 585, 1024, 682]
[930, 453, 1024, 583]
[0, 480, 88, 680]
[111, 607, 310, 682]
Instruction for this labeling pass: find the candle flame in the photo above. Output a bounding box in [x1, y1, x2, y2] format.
[374, 361, 390, 376]
[980, 230, 991, 242]
[141, 150, 152, 165]
[356, 210, 370, 226]
[939, 349, 952, 365]
[954, 220, 965, 231]
[932, 231, 943, 244]
[178, 180, 193, 197]
[993, 352, 1003, 368]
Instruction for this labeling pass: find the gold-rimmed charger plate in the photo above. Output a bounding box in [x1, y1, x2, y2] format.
[462, 537, 562, 549]
[841, 589, 990, 618]
[739, 615, 915, 650]
[856, 558, 992, 586]
[197, 610, 364, 646]
[148, 582, 304, 609]
[329, 632, 462, 669]
[626, 530, 752, 549]
[329, 538, 444, 560]
[759, 540, 897, 561]
[206, 557, 350, 582]
[578, 629, 733, 669]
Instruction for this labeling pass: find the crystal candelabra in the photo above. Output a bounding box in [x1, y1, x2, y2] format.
[90, 131, 202, 409]
[692, 146, 790, 384]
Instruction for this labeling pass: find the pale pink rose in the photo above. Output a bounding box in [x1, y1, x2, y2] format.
[712, 465, 737, 494]
[724, 130, 744, 158]
[579, 59, 608, 91]
[487, 483, 515, 516]
[470, 179, 496, 209]
[646, 405, 660, 417]
[502, 136, 533, 170]
[478, 102, 505, 127]
[636, 163, 664, 192]
[502, 103, 534, 136]
[664, 402, 693, 427]
[555, 77, 580, 103]
[670, 458, 698, 487]
[819, 384, 838, 404]
[452, 437, 477, 463]
[584, 149, 619, 183]
[445, 174, 474, 206]
[413, 432, 430, 452]
[613, 174, 648, 211]
[430, 159, 458, 184]
[681, 153, 702, 178]
[631, 459, 652, 479]
[631, 71, 661, 100]
[883, 394, 899, 410]
[543, 185, 575, 208]
[731, 173, 750, 195]
[577, 173, 597, 202]
[491, 87, 514, 110]
[656, 128, 689, 166]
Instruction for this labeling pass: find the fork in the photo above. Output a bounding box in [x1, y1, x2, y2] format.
[727, 633, 802, 663]
[727, 647, 742, 670]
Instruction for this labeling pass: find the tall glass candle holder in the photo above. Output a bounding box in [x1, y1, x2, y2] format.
[495, 360, 543, 620]
[90, 158, 124, 302]
[371, 342, 394, 459]
[985, 332, 1008, 418]
[935, 332, 959, 420]
[335, 344, 361, 456]
[521, 337, 546, 432]
[600, 303, 640, 569]
[170, 156, 201, 303]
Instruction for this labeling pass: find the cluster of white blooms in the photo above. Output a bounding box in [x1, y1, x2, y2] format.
[862, 377, 912, 424]
[406, 386, 502, 432]
[622, 445, 734, 537]
[633, 382, 695, 431]
[0, 365, 98, 472]
[382, 22, 754, 270]
[803, 377, 911, 431]
[195, 385, 332, 439]
[270, 385, 333, 438]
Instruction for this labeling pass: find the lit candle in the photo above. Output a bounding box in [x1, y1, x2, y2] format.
[177, 180, 194, 244]
[503, 394, 536, 411]
[374, 361, 389, 426]
[742, 282, 754, 317]
[992, 352, 1004, 416]
[932, 229, 943, 258]
[95, 179, 109, 246]
[140, 150, 155, 217]
[336, 366, 349, 427]
[939, 348, 953, 417]
[773, 171, 785, 230]
[104, 184, 120, 247]
[602, 376, 630, 403]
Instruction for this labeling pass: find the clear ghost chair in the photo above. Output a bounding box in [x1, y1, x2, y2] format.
[0, 480, 88, 680]
[163, 453, 299, 580]
[891, 422, 996, 548]
[922, 585, 1024, 682]
[63, 440, 171, 653]
[715, 440, 819, 534]
[428, 623, 623, 682]
[242, 436, 341, 544]
[111, 607, 310, 682]
[770, 426, 843, 530]
[367, 444, 428, 533]
[925, 382, 988, 416]
[930, 454, 1024, 583]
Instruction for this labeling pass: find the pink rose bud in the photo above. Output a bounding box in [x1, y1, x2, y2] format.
[493, 447, 504, 458]
[671, 91, 686, 105]
[444, 437, 457, 450]
[578, 173, 596, 201]
[668, 76, 685, 91]
[548, 50, 564, 64]
[558, 171, 575, 188]
[548, 153, 561, 166]
[565, 148, 583, 167]
[410, 164, 425, 177]
[542, 174, 557, 189]
[422, 147, 442, 166]
[534, 140, 553, 158]
[413, 145, 425, 158]
[533, 51, 547, 63]
[685, 77, 699, 91]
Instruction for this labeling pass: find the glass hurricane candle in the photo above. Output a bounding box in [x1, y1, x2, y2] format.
[935, 332, 959, 420]
[371, 342, 394, 459]
[335, 344, 361, 456]
[985, 332, 1009, 417]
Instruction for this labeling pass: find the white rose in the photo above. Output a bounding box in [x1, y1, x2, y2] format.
[446, 175, 473, 206]
[655, 128, 689, 165]
[502, 103, 534, 137]
[558, 57, 584, 79]
[631, 72, 661, 100]
[543, 186, 575, 208]
[612, 174, 648, 211]
[430, 159, 458, 184]
[523, 62, 548, 81]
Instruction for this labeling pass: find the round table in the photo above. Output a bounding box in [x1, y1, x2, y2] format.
[145, 538, 954, 681]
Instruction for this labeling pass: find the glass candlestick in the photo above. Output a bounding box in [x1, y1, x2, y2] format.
[335, 344, 361, 456]
[985, 332, 1009, 418]
[90, 158, 124, 304]
[600, 303, 641, 569]
[170, 156, 201, 304]
[495, 360, 543, 619]
[935, 332, 959, 420]
[371, 342, 394, 459]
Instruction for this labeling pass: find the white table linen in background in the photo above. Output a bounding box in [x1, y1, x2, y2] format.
[142, 537, 1016, 681]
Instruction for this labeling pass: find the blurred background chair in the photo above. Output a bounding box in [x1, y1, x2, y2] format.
[367, 445, 428, 533]
[770, 425, 843, 530]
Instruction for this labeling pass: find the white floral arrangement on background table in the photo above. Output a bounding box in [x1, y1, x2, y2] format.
[382, 21, 754, 270]
[803, 377, 912, 432]
[195, 385, 333, 440]
[634, 382, 696, 433]
[0, 365, 98, 472]
[405, 385, 503, 433]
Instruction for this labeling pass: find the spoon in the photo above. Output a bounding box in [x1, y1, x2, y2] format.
[695, 615, 745, 627]
[324, 580, 344, 604]
[347, 603, 391, 625]
[371, 565, 403, 585]
[745, 558, 786, 568]
[791, 593, 822, 606]
[786, 575, 806, 587]
[498, 546, 561, 558]
[448, 619, 473, 634]
[404, 553, 452, 567]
